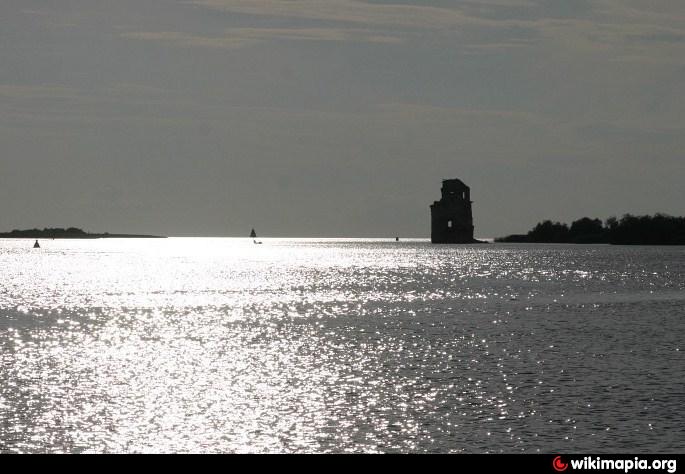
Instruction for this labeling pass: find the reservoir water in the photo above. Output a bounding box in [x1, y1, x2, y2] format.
[1, 238, 683, 452]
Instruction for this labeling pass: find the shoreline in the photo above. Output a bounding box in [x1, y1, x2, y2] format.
[0, 233, 166, 239]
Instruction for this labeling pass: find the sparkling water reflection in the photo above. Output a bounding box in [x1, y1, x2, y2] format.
[1, 238, 683, 452]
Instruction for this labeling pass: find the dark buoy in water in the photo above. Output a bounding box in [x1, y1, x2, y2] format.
[395, 236, 399, 242]
[33, 240, 40, 248]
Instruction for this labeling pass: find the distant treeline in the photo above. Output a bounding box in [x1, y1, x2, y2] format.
[1, 227, 90, 238]
[496, 214, 685, 245]
[0, 227, 165, 239]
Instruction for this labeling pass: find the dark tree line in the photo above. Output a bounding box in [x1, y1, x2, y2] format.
[0, 227, 164, 239]
[1, 227, 87, 238]
[496, 214, 685, 245]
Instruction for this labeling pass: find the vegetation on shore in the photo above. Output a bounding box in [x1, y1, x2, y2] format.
[0, 227, 165, 239]
[496, 214, 685, 245]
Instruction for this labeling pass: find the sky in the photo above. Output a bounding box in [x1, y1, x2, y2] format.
[1, 0, 684, 238]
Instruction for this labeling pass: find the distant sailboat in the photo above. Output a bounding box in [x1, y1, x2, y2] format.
[250, 228, 262, 244]
[33, 240, 40, 248]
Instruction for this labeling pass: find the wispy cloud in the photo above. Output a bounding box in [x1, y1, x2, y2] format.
[228, 27, 403, 44]
[121, 31, 258, 49]
[186, 0, 486, 29]
[182, 0, 685, 63]
[375, 102, 547, 123]
[123, 1, 541, 53]
[0, 84, 80, 100]
[122, 27, 403, 49]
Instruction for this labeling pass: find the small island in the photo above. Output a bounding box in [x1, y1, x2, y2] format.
[0, 227, 166, 239]
[496, 214, 685, 245]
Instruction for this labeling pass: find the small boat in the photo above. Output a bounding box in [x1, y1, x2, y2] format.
[33, 240, 40, 248]
[250, 228, 262, 244]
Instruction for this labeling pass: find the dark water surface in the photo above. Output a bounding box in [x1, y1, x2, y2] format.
[1, 238, 683, 452]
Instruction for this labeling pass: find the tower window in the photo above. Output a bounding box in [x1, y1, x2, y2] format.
[447, 220, 453, 228]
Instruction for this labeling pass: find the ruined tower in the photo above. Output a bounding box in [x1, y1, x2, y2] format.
[430, 178, 475, 243]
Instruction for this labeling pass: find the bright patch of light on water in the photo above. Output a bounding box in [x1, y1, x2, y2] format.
[0, 238, 683, 452]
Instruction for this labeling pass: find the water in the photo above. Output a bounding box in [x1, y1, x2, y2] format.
[1, 238, 683, 453]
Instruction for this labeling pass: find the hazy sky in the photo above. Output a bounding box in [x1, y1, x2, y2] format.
[2, 0, 684, 237]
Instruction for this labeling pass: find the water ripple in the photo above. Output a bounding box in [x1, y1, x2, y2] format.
[1, 238, 683, 452]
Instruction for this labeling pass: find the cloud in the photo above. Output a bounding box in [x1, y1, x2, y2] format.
[13, 0, 685, 61]
[227, 27, 402, 44]
[576, 122, 685, 145]
[182, 0, 685, 63]
[186, 0, 482, 29]
[122, 27, 403, 49]
[121, 31, 258, 50]
[0, 84, 79, 99]
[121, 1, 542, 53]
[375, 102, 546, 124]
[628, 32, 685, 44]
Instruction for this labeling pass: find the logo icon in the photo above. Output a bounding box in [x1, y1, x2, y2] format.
[553, 456, 568, 472]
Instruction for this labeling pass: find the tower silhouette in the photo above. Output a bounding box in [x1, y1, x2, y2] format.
[430, 178, 475, 243]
